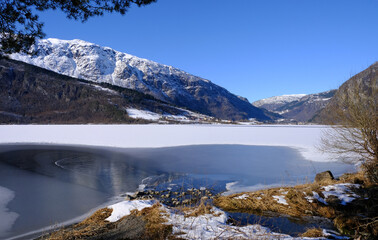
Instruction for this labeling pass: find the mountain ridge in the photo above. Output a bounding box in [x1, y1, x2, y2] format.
[253, 94, 307, 111]
[10, 38, 272, 121]
[0, 57, 213, 124]
[252, 90, 336, 122]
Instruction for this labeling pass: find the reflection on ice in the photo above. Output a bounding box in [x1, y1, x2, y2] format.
[0, 186, 18, 238]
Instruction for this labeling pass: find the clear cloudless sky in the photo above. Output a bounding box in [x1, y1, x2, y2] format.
[36, 0, 378, 102]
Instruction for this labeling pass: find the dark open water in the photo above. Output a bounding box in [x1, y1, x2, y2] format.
[0, 144, 355, 239]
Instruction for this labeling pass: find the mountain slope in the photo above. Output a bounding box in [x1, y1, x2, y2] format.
[276, 90, 336, 122]
[10, 38, 271, 121]
[252, 94, 307, 111]
[0, 57, 208, 124]
[313, 62, 377, 123]
[253, 90, 336, 122]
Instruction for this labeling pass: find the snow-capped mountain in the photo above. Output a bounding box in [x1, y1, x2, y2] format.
[0, 57, 216, 124]
[10, 38, 271, 121]
[252, 94, 307, 111]
[253, 91, 336, 122]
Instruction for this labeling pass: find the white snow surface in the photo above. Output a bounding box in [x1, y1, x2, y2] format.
[0, 124, 336, 162]
[233, 194, 249, 200]
[321, 183, 360, 205]
[125, 108, 197, 122]
[304, 184, 360, 205]
[0, 186, 19, 236]
[311, 192, 328, 205]
[273, 195, 289, 205]
[126, 109, 162, 121]
[168, 207, 293, 239]
[106, 200, 155, 222]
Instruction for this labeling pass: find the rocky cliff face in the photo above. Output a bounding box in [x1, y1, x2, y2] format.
[313, 62, 377, 123]
[10, 38, 272, 121]
[0, 57, 199, 124]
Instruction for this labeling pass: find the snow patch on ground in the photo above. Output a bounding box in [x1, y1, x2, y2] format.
[126, 108, 162, 121]
[312, 192, 328, 205]
[91, 84, 119, 95]
[0, 186, 19, 236]
[106, 200, 318, 239]
[168, 207, 295, 239]
[233, 194, 249, 200]
[125, 108, 212, 123]
[273, 195, 289, 205]
[321, 183, 360, 205]
[305, 184, 360, 205]
[105, 200, 155, 222]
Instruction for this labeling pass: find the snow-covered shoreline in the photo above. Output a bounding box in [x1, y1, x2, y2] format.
[0, 124, 332, 162]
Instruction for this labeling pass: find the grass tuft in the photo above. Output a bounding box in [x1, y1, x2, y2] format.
[131, 203, 173, 240]
[300, 227, 324, 238]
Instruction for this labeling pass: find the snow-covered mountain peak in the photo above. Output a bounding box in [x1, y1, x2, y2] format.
[9, 38, 270, 120]
[253, 94, 307, 107]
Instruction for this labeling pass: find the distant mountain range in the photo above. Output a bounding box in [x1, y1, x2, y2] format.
[252, 62, 377, 123]
[3, 38, 376, 124]
[253, 94, 307, 111]
[253, 91, 336, 122]
[9, 38, 273, 121]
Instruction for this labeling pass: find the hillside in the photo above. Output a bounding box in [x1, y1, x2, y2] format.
[0, 57, 209, 124]
[313, 62, 377, 123]
[10, 38, 272, 121]
[276, 90, 336, 122]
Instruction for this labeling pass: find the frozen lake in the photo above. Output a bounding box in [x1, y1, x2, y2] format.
[0, 143, 354, 239]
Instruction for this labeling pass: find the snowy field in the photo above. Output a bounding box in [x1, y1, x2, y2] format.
[0, 124, 333, 162]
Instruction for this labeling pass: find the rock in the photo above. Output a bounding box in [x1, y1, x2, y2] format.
[136, 191, 146, 197]
[124, 195, 135, 200]
[94, 215, 146, 240]
[315, 171, 334, 183]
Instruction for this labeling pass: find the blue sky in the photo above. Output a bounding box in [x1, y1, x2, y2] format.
[37, 0, 377, 102]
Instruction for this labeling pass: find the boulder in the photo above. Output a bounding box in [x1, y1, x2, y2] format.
[315, 171, 334, 183]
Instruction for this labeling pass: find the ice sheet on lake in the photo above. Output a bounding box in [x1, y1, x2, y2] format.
[0, 186, 19, 237]
[0, 125, 336, 162]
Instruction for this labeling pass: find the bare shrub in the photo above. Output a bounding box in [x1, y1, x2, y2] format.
[319, 77, 377, 184]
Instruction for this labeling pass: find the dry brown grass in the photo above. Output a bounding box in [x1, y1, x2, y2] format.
[300, 227, 324, 238]
[131, 203, 173, 240]
[214, 184, 336, 219]
[177, 200, 215, 217]
[214, 172, 378, 239]
[338, 171, 366, 185]
[77, 207, 113, 227]
[44, 208, 113, 240]
[215, 172, 370, 220]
